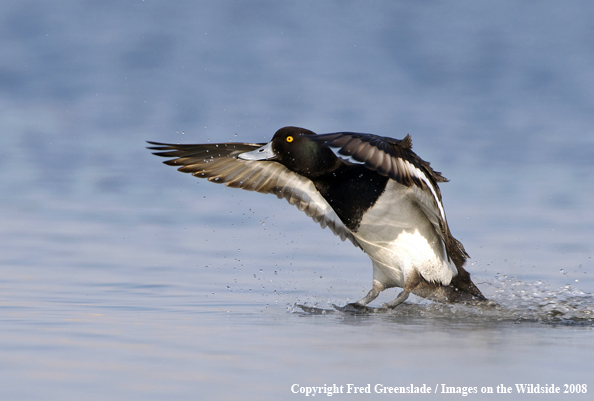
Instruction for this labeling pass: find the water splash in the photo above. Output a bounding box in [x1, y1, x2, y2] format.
[292, 277, 594, 327]
[486, 277, 594, 326]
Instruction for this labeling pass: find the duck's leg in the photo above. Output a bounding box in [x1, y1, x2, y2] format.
[383, 289, 410, 308]
[333, 281, 385, 313]
[382, 272, 422, 309]
[354, 287, 381, 306]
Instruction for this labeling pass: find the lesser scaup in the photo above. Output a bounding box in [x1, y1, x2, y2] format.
[148, 126, 486, 312]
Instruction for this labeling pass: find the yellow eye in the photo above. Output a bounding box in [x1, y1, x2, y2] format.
[286, 136, 294, 143]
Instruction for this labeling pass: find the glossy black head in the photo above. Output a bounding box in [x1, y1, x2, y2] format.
[269, 126, 340, 177]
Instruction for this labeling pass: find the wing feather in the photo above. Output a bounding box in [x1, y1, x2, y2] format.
[148, 141, 359, 247]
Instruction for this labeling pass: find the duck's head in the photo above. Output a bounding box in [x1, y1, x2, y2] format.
[238, 126, 340, 177]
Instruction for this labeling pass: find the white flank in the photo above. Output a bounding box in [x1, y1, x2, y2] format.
[352, 180, 457, 289]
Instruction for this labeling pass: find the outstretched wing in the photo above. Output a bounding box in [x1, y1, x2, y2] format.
[311, 133, 468, 267]
[147, 141, 360, 247]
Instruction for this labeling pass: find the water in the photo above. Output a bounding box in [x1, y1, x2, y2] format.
[1, 1, 593, 400]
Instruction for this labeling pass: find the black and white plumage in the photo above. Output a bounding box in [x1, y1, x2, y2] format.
[148, 126, 485, 312]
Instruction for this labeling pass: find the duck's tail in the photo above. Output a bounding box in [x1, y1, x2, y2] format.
[411, 265, 487, 304]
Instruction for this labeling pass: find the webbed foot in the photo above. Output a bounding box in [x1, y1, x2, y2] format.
[332, 303, 389, 314]
[296, 304, 336, 314]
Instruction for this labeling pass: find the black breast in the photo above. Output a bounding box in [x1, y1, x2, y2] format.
[312, 165, 389, 231]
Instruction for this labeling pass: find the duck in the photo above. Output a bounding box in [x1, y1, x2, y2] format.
[148, 126, 486, 312]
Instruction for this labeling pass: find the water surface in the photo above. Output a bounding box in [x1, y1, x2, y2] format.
[1, 1, 593, 400]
